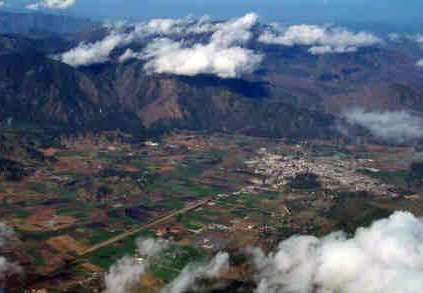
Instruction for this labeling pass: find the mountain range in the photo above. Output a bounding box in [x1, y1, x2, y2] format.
[0, 11, 423, 142]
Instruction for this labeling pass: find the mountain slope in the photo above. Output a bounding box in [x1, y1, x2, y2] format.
[0, 34, 339, 139]
[1, 18, 423, 141]
[0, 47, 99, 126]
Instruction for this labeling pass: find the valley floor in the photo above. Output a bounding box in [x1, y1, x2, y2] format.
[0, 130, 422, 292]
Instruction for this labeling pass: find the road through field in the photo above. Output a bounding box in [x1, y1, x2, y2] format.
[79, 199, 210, 256]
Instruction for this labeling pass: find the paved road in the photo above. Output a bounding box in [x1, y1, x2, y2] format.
[79, 199, 210, 256]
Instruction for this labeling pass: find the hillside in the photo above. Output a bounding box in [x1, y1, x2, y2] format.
[0, 33, 340, 139]
[0, 13, 422, 142]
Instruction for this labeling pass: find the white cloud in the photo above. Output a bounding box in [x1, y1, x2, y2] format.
[136, 237, 169, 257]
[103, 237, 229, 293]
[0, 2, 4, 8]
[60, 13, 263, 78]
[144, 17, 213, 35]
[0, 257, 19, 279]
[58, 20, 151, 67]
[417, 35, 423, 44]
[259, 24, 380, 54]
[162, 252, 230, 293]
[0, 223, 14, 248]
[26, 0, 76, 10]
[119, 48, 142, 63]
[250, 211, 423, 293]
[103, 256, 147, 293]
[141, 38, 262, 78]
[60, 31, 135, 67]
[345, 109, 423, 143]
[142, 13, 263, 78]
[103, 237, 169, 293]
[145, 18, 187, 35]
[417, 59, 423, 67]
[210, 12, 259, 47]
[0, 223, 21, 279]
[60, 15, 222, 67]
[127, 15, 216, 36]
[60, 14, 381, 73]
[309, 45, 357, 54]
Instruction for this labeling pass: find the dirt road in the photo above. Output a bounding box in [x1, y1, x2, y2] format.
[79, 199, 210, 256]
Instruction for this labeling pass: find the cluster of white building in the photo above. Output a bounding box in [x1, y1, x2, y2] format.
[246, 149, 394, 196]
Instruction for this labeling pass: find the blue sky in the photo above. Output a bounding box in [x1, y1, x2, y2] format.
[5, 0, 423, 26]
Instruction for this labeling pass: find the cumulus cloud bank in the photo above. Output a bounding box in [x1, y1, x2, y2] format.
[162, 252, 230, 293]
[142, 13, 262, 78]
[0, 223, 14, 248]
[103, 256, 147, 293]
[60, 31, 136, 67]
[103, 237, 230, 293]
[250, 211, 423, 293]
[259, 24, 380, 54]
[59, 17, 194, 66]
[103, 213, 423, 293]
[0, 223, 20, 279]
[345, 109, 423, 143]
[59, 13, 384, 73]
[137, 237, 169, 258]
[118, 48, 143, 63]
[143, 15, 216, 35]
[103, 237, 169, 293]
[59, 13, 262, 78]
[27, 0, 76, 10]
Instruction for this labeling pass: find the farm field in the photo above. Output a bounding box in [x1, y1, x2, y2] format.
[1, 129, 423, 292]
